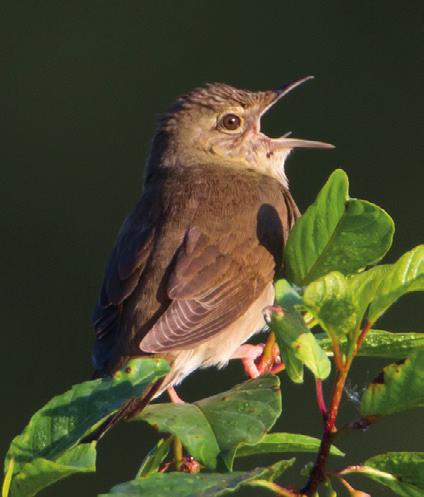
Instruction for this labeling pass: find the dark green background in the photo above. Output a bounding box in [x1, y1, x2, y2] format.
[1, 1, 423, 496]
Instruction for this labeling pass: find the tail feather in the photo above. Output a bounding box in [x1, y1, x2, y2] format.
[80, 377, 164, 443]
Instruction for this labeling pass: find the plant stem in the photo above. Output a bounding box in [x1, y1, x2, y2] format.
[315, 379, 327, 420]
[250, 480, 303, 497]
[355, 320, 372, 353]
[302, 367, 347, 495]
[264, 331, 276, 357]
[173, 436, 183, 471]
[258, 331, 284, 374]
[330, 336, 344, 371]
[302, 322, 374, 495]
[335, 475, 357, 493]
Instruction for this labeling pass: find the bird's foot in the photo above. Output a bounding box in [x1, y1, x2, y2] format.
[258, 307, 285, 374]
[231, 343, 265, 378]
[232, 336, 285, 379]
[167, 386, 185, 404]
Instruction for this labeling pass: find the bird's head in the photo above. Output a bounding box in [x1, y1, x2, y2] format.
[147, 77, 333, 186]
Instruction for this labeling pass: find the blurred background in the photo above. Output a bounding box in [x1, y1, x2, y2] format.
[1, 1, 423, 495]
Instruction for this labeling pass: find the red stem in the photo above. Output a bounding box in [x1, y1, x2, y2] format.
[302, 320, 373, 495]
[315, 379, 327, 420]
[355, 320, 372, 353]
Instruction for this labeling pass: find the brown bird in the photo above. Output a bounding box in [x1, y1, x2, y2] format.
[89, 77, 333, 433]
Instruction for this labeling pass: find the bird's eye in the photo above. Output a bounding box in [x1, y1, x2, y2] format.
[220, 113, 242, 131]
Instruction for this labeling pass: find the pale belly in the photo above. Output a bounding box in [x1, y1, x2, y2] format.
[156, 282, 275, 396]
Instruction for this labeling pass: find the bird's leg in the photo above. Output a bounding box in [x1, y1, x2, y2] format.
[167, 386, 185, 404]
[231, 334, 284, 379]
[231, 343, 265, 378]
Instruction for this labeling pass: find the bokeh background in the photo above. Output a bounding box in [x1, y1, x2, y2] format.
[1, 1, 423, 495]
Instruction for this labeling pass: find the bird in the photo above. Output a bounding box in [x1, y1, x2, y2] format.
[88, 77, 333, 438]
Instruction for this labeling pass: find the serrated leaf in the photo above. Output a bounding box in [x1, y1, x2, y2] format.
[343, 452, 424, 497]
[270, 308, 331, 380]
[8, 443, 96, 497]
[360, 350, 424, 417]
[135, 438, 171, 478]
[368, 245, 424, 323]
[235, 432, 344, 458]
[139, 403, 220, 470]
[317, 329, 424, 359]
[304, 271, 358, 339]
[284, 169, 394, 286]
[99, 459, 294, 497]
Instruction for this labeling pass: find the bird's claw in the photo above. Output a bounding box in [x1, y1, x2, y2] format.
[232, 342, 284, 378]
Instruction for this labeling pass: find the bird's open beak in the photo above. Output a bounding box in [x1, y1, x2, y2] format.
[272, 136, 334, 149]
[261, 76, 335, 150]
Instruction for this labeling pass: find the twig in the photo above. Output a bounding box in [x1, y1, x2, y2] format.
[258, 332, 277, 372]
[355, 320, 372, 353]
[302, 318, 374, 496]
[335, 474, 371, 497]
[173, 436, 183, 471]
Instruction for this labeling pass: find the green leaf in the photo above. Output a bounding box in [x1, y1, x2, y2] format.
[139, 403, 220, 470]
[304, 271, 358, 339]
[194, 375, 281, 452]
[274, 279, 303, 307]
[132, 375, 281, 473]
[2, 459, 14, 497]
[279, 341, 304, 384]
[368, 245, 424, 323]
[195, 375, 281, 471]
[360, 350, 424, 417]
[271, 279, 330, 381]
[270, 309, 331, 380]
[6, 358, 169, 470]
[135, 438, 171, 478]
[349, 266, 390, 323]
[317, 329, 424, 359]
[8, 443, 96, 497]
[344, 452, 424, 497]
[235, 432, 344, 458]
[284, 169, 394, 285]
[99, 459, 294, 497]
[5, 358, 169, 496]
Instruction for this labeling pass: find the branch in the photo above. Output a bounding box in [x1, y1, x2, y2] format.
[302, 318, 374, 495]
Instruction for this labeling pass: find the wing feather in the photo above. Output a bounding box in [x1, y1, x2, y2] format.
[139, 227, 274, 352]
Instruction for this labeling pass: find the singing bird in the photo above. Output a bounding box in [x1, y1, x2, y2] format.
[91, 77, 333, 413]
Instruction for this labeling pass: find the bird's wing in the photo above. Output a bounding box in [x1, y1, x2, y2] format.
[139, 226, 276, 352]
[91, 190, 159, 373]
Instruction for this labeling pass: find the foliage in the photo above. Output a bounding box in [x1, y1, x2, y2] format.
[3, 169, 423, 497]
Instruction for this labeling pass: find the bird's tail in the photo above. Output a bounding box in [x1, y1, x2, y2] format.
[80, 377, 164, 443]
